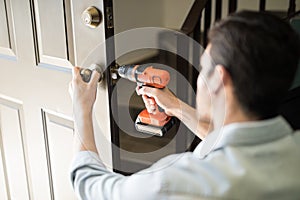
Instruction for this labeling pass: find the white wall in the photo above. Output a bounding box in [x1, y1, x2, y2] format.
[114, 0, 300, 32]
[113, 0, 164, 34]
[113, 0, 194, 32]
[113, 0, 300, 63]
[162, 0, 194, 29]
[113, 0, 193, 64]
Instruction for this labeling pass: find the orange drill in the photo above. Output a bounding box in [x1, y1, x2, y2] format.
[118, 64, 175, 136]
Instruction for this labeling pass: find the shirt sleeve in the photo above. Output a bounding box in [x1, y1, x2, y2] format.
[70, 151, 167, 200]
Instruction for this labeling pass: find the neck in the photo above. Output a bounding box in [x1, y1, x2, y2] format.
[224, 102, 259, 126]
[211, 83, 259, 129]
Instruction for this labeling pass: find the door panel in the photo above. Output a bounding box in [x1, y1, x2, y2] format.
[32, 0, 74, 68]
[0, 0, 114, 199]
[0, 145, 9, 200]
[41, 110, 76, 200]
[0, 0, 16, 59]
[0, 96, 30, 200]
[0, 0, 10, 48]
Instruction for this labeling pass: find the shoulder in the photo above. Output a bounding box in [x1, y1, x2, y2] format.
[121, 152, 225, 199]
[293, 130, 300, 143]
[151, 139, 300, 199]
[141, 151, 233, 197]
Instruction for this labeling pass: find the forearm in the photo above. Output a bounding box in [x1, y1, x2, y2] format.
[70, 150, 167, 200]
[170, 100, 211, 140]
[70, 151, 124, 200]
[136, 86, 211, 139]
[70, 67, 100, 154]
[73, 109, 98, 154]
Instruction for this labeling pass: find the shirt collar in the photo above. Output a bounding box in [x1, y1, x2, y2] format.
[197, 116, 293, 158]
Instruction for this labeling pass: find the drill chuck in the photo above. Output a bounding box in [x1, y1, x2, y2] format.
[118, 64, 170, 88]
[118, 65, 136, 82]
[117, 65, 128, 78]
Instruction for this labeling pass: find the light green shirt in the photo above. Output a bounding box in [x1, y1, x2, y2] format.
[70, 116, 300, 200]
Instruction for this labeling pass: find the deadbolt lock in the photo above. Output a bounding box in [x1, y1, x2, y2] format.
[82, 6, 102, 28]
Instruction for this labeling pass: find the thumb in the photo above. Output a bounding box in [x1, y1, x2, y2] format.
[89, 70, 100, 86]
[138, 86, 158, 98]
[72, 66, 81, 81]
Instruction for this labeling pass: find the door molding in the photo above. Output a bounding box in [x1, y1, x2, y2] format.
[41, 109, 75, 200]
[0, 94, 32, 200]
[29, 0, 74, 71]
[0, 0, 17, 60]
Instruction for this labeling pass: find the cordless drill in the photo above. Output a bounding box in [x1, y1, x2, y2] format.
[118, 64, 175, 136]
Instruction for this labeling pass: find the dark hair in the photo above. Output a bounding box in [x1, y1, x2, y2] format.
[208, 10, 300, 119]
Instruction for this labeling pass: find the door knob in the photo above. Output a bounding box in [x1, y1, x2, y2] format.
[81, 6, 102, 28]
[80, 64, 103, 83]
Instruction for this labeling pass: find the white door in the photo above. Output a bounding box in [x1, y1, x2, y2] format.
[0, 0, 115, 199]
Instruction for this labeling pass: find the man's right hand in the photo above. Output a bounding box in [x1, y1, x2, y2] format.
[137, 86, 212, 139]
[136, 86, 181, 117]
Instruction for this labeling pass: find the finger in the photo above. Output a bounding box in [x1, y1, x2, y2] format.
[142, 95, 156, 110]
[72, 66, 81, 80]
[145, 104, 155, 113]
[138, 86, 157, 98]
[148, 98, 155, 105]
[89, 70, 100, 85]
[149, 104, 156, 111]
[144, 97, 156, 106]
[142, 95, 150, 106]
[142, 95, 154, 106]
[136, 86, 142, 95]
[142, 94, 147, 101]
[142, 94, 151, 100]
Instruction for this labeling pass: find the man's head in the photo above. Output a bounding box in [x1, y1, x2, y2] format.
[197, 11, 300, 126]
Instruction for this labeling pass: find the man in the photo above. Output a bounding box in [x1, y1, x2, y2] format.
[69, 11, 300, 199]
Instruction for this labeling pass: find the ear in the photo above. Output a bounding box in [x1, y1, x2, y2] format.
[209, 65, 230, 94]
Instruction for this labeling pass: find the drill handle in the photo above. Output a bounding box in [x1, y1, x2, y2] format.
[139, 85, 166, 114]
[149, 97, 164, 113]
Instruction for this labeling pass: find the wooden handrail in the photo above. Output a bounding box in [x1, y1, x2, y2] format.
[215, 0, 222, 21]
[288, 0, 296, 16]
[259, 0, 266, 11]
[228, 0, 238, 14]
[181, 0, 210, 35]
